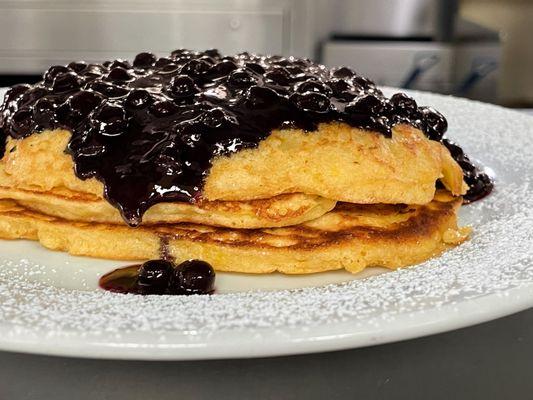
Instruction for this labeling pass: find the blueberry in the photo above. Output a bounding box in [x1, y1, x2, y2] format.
[293, 58, 312, 68]
[51, 72, 81, 93]
[149, 101, 179, 117]
[203, 48, 221, 59]
[168, 75, 199, 99]
[68, 90, 103, 119]
[264, 67, 291, 86]
[221, 56, 238, 64]
[154, 152, 182, 176]
[345, 94, 386, 115]
[227, 68, 258, 89]
[332, 66, 356, 78]
[352, 76, 375, 89]
[245, 62, 265, 75]
[291, 92, 330, 113]
[43, 65, 70, 84]
[464, 171, 493, 202]
[199, 55, 216, 65]
[92, 104, 124, 123]
[9, 108, 33, 138]
[171, 259, 215, 295]
[32, 97, 59, 124]
[91, 104, 128, 137]
[459, 159, 476, 173]
[125, 89, 154, 109]
[245, 86, 279, 109]
[442, 139, 464, 160]
[237, 51, 252, 59]
[3, 84, 30, 103]
[51, 102, 72, 126]
[157, 62, 180, 74]
[371, 116, 392, 134]
[285, 65, 305, 76]
[170, 49, 199, 62]
[419, 106, 447, 140]
[272, 58, 292, 67]
[294, 80, 332, 96]
[177, 124, 203, 148]
[109, 59, 131, 70]
[327, 79, 351, 96]
[173, 53, 197, 64]
[390, 93, 417, 111]
[81, 64, 106, 78]
[68, 61, 88, 73]
[18, 87, 49, 106]
[170, 49, 189, 58]
[133, 52, 157, 68]
[291, 72, 318, 83]
[154, 57, 174, 68]
[107, 67, 133, 82]
[207, 61, 238, 79]
[180, 59, 211, 78]
[201, 108, 236, 128]
[137, 259, 174, 294]
[87, 81, 129, 98]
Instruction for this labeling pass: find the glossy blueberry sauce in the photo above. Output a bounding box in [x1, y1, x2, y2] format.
[99, 259, 216, 295]
[0, 49, 493, 225]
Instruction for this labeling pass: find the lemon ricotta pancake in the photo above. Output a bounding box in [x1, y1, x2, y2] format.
[0, 191, 468, 274]
[0, 122, 465, 210]
[0, 130, 336, 228]
[0, 49, 493, 285]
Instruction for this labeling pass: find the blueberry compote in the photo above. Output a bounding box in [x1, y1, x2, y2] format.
[99, 259, 216, 295]
[0, 49, 493, 225]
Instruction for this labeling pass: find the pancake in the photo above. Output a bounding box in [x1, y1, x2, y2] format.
[0, 49, 491, 285]
[0, 123, 465, 214]
[0, 191, 469, 274]
[206, 123, 466, 203]
[0, 130, 336, 228]
[0, 187, 336, 229]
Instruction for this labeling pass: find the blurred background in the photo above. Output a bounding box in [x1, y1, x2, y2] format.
[0, 0, 531, 107]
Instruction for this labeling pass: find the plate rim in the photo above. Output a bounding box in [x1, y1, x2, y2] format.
[0, 283, 531, 360]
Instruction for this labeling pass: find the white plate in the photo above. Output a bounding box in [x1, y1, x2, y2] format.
[0, 87, 532, 360]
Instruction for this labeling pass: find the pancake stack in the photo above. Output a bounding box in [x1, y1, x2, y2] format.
[0, 50, 487, 274]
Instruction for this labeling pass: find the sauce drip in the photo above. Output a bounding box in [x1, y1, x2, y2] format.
[0, 50, 493, 225]
[158, 234, 174, 261]
[99, 264, 142, 294]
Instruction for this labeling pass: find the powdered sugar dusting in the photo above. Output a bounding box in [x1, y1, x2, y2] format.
[0, 90, 532, 345]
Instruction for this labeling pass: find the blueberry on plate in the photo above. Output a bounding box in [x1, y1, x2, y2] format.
[171, 260, 216, 295]
[137, 259, 174, 294]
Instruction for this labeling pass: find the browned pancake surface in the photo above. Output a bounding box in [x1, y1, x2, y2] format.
[0, 192, 469, 274]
